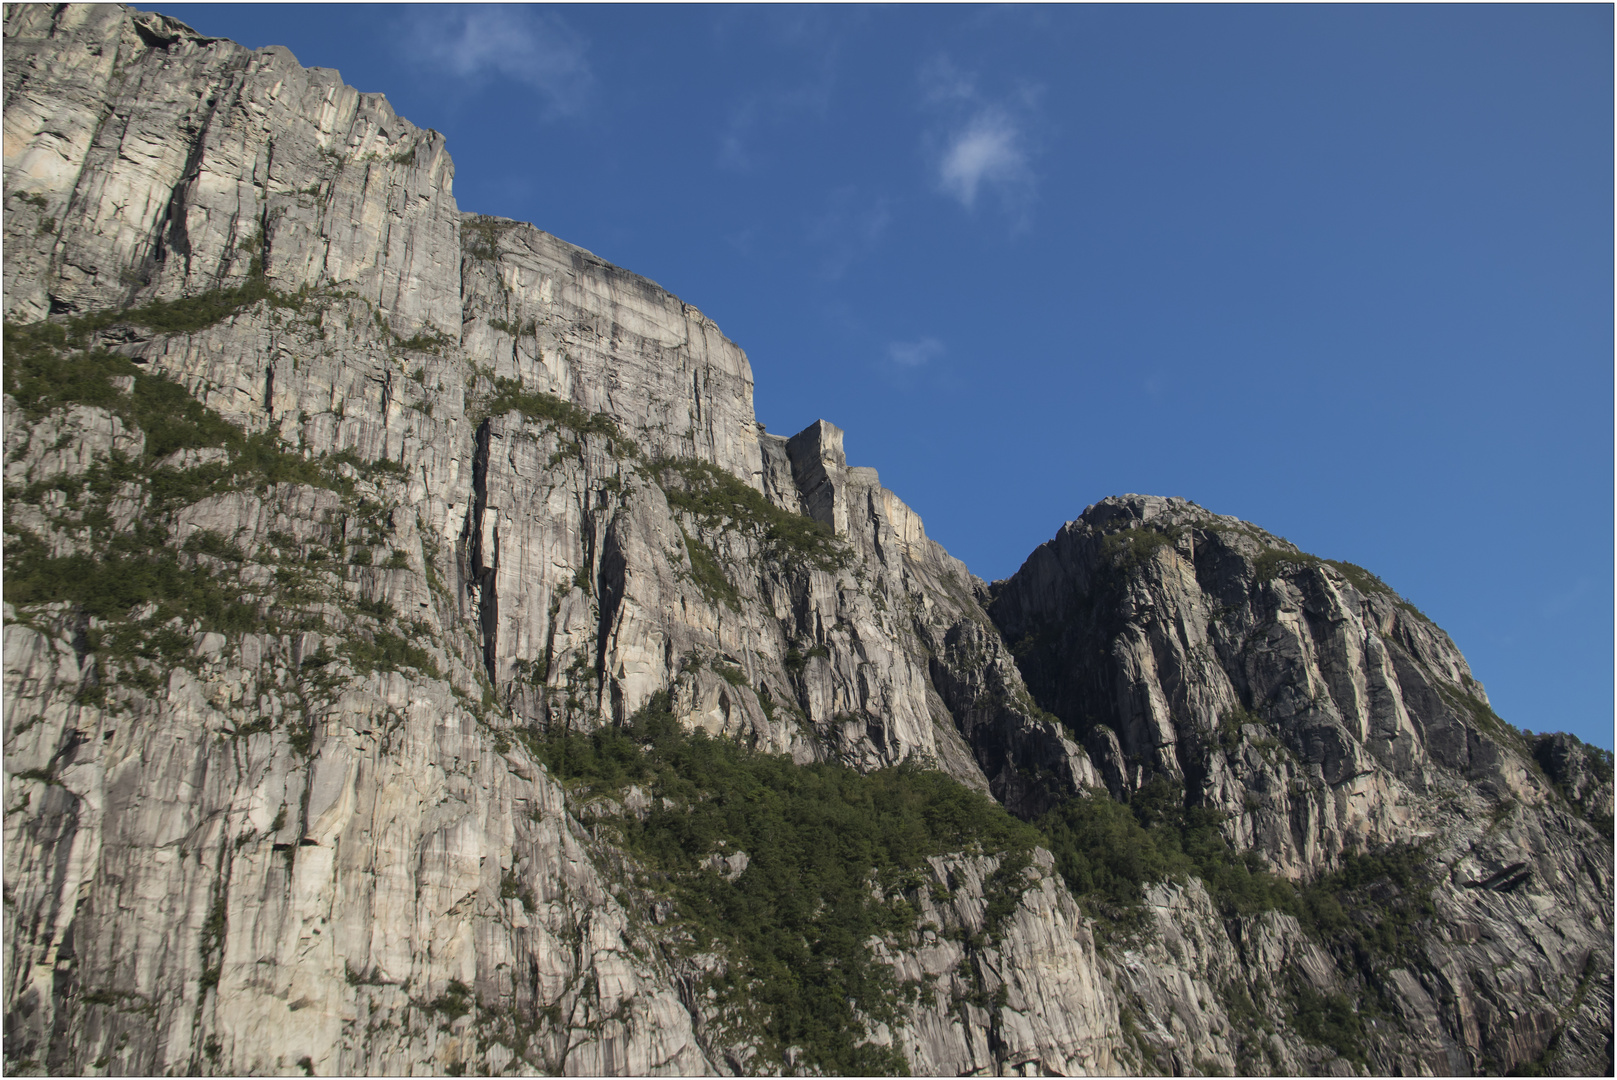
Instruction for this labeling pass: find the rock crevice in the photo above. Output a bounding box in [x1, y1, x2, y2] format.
[3, 9, 1610, 1077]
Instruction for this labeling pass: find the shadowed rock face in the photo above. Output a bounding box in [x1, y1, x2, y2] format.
[989, 494, 1512, 871]
[989, 494, 1613, 1074]
[3, 7, 1610, 1077]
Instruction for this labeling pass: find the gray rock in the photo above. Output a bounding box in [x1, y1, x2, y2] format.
[989, 493, 1614, 1073]
[3, 8, 1609, 1077]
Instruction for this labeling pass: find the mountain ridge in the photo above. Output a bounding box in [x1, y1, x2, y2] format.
[3, 5, 1610, 1075]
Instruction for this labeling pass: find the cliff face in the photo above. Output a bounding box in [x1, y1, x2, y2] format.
[989, 495, 1613, 1074]
[3, 6, 1610, 1077]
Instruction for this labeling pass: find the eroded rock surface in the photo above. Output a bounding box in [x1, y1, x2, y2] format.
[990, 495, 1613, 1074]
[4, 6, 1610, 1076]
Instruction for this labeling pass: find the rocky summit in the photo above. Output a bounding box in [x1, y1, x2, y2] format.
[3, 6, 1611, 1076]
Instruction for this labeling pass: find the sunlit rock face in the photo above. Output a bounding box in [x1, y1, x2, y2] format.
[989, 494, 1612, 1073]
[4, 6, 1610, 1076]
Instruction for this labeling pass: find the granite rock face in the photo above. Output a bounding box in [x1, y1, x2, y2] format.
[4, 6, 1610, 1077]
[989, 495, 1613, 1074]
[4, 4, 458, 333]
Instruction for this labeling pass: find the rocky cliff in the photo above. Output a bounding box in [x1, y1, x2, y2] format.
[4, 6, 1610, 1076]
[989, 496, 1613, 1074]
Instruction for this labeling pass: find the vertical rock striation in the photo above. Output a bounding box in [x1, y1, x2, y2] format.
[989, 495, 1613, 1074]
[4, 4, 458, 333]
[4, 7, 1609, 1076]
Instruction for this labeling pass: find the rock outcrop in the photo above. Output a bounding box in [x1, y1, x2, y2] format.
[4, 6, 1610, 1076]
[990, 495, 1613, 1074]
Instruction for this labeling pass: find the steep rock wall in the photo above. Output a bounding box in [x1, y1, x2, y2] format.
[3, 7, 1610, 1077]
[990, 495, 1614, 1074]
[2, 7, 1106, 1074]
[4, 4, 459, 333]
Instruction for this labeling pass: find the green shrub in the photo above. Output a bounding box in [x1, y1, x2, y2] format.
[1241, 539, 1429, 622]
[1322, 559, 1393, 598]
[479, 378, 625, 446]
[525, 692, 1038, 1074]
[1252, 547, 1320, 582]
[1, 305, 408, 664]
[488, 316, 538, 338]
[5, 329, 142, 424]
[1291, 985, 1366, 1064]
[1046, 772, 1432, 932]
[1036, 776, 1297, 927]
[463, 216, 515, 261]
[182, 530, 243, 562]
[4, 321, 338, 503]
[5, 526, 258, 631]
[81, 275, 275, 337]
[368, 456, 407, 476]
[286, 717, 314, 756]
[1292, 843, 1435, 969]
[1434, 681, 1528, 753]
[326, 448, 410, 483]
[1218, 707, 1260, 751]
[353, 596, 396, 622]
[1097, 527, 1176, 573]
[395, 328, 451, 353]
[682, 531, 738, 609]
[342, 631, 439, 678]
[1037, 788, 1188, 922]
[655, 457, 846, 571]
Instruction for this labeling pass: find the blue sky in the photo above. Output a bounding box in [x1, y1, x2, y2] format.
[164, 4, 1613, 750]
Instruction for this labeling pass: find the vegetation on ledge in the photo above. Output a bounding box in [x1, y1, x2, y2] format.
[524, 691, 1039, 1075]
[4, 300, 446, 710]
[1037, 775, 1433, 936]
[655, 457, 846, 571]
[1036, 776, 1296, 929]
[478, 377, 627, 446]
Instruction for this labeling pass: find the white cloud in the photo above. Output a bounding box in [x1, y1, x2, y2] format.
[921, 54, 1039, 222]
[888, 337, 944, 368]
[404, 7, 591, 119]
[939, 111, 1028, 209]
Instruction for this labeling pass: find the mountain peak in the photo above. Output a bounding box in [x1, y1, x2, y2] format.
[3, 7, 1609, 1076]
